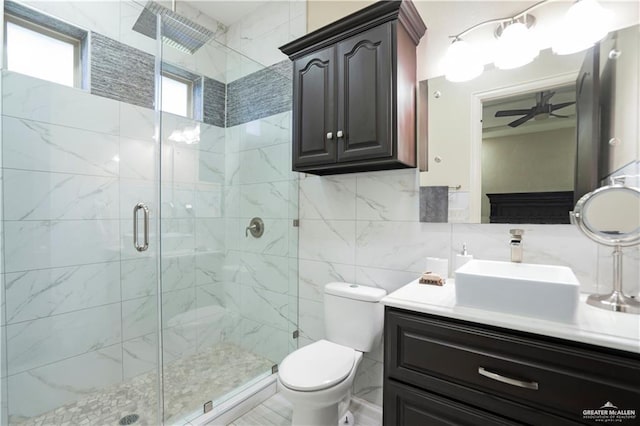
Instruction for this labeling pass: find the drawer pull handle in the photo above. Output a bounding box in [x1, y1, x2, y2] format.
[478, 367, 539, 390]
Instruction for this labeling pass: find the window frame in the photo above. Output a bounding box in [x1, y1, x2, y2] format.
[4, 13, 83, 88]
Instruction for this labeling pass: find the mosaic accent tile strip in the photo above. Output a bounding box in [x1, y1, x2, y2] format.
[91, 33, 155, 109]
[204, 77, 226, 128]
[226, 60, 293, 127]
[419, 186, 449, 223]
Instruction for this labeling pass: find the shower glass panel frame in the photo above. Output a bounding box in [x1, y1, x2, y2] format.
[158, 11, 299, 424]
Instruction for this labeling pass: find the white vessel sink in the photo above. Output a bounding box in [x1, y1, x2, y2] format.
[455, 259, 580, 323]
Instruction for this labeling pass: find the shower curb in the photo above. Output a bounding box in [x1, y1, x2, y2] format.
[186, 375, 277, 426]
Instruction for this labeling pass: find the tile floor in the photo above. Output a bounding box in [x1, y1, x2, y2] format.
[228, 393, 382, 426]
[11, 343, 273, 426]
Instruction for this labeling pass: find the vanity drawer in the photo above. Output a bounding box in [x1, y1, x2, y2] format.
[384, 380, 518, 426]
[385, 308, 640, 423]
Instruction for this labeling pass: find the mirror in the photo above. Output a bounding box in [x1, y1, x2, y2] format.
[571, 184, 640, 314]
[421, 23, 640, 224]
[572, 184, 640, 246]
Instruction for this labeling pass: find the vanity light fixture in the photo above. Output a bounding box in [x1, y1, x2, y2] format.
[494, 17, 539, 70]
[551, 0, 613, 55]
[443, 0, 611, 82]
[443, 38, 484, 82]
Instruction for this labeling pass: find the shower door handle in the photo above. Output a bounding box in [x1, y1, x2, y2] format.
[133, 203, 149, 252]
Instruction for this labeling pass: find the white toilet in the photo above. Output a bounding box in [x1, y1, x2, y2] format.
[278, 282, 387, 426]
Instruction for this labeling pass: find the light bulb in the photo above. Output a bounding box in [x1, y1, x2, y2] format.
[443, 39, 483, 82]
[552, 0, 612, 55]
[494, 21, 539, 70]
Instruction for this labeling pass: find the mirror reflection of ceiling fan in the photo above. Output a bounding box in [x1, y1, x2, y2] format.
[494, 91, 576, 128]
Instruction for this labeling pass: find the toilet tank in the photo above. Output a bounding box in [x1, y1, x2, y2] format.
[324, 282, 387, 352]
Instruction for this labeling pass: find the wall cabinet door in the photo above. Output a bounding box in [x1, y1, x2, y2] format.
[293, 46, 336, 168]
[336, 23, 393, 163]
[282, 1, 425, 174]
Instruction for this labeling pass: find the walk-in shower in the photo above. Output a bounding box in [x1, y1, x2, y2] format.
[0, 1, 299, 424]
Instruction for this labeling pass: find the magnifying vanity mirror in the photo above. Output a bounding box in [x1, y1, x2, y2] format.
[571, 183, 640, 314]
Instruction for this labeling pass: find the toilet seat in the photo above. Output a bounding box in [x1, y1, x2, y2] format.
[279, 340, 356, 392]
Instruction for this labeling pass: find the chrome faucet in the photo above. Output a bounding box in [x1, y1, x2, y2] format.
[510, 229, 524, 263]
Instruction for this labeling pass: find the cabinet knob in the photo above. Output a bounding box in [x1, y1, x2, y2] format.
[337, 130, 344, 138]
[326, 132, 333, 140]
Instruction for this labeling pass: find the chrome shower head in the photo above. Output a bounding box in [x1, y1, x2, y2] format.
[132, 1, 215, 54]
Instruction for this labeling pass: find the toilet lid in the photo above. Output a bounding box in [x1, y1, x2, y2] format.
[279, 340, 356, 391]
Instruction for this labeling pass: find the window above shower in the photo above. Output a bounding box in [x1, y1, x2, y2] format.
[161, 73, 192, 117]
[3, 1, 88, 89]
[160, 63, 204, 119]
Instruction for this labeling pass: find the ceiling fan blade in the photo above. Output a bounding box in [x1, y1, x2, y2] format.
[495, 109, 534, 117]
[508, 112, 536, 127]
[550, 113, 570, 118]
[550, 101, 576, 112]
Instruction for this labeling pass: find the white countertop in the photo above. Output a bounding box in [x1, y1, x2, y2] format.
[382, 280, 640, 354]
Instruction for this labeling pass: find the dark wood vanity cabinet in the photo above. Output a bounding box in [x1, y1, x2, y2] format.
[384, 307, 640, 425]
[280, 1, 426, 175]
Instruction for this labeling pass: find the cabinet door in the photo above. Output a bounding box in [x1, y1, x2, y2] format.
[292, 47, 336, 169]
[336, 23, 393, 163]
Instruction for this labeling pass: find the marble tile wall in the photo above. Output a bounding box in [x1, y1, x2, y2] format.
[297, 167, 638, 407]
[0, 66, 6, 426]
[223, 110, 299, 366]
[225, 0, 306, 81]
[2, 71, 132, 419]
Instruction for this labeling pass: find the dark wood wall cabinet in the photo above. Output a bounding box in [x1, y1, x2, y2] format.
[279, 1, 426, 175]
[384, 307, 640, 425]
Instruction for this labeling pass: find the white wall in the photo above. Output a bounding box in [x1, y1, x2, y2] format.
[481, 127, 575, 222]
[307, 0, 373, 32]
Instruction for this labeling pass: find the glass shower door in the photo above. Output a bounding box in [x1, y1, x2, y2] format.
[0, 1, 163, 424]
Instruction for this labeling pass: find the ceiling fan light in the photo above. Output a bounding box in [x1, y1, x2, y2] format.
[443, 39, 484, 82]
[552, 0, 612, 55]
[494, 22, 539, 70]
